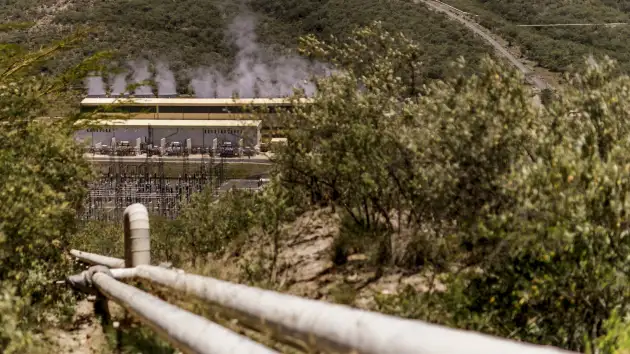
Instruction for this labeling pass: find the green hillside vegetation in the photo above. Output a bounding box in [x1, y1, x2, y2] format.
[601, 0, 630, 13]
[6, 0, 630, 86]
[443, 0, 630, 73]
[0, 0, 48, 21]
[251, 0, 491, 80]
[0, 25, 108, 353]
[55, 0, 237, 76]
[7, 1, 630, 353]
[3, 21, 630, 353]
[0, 0, 493, 91]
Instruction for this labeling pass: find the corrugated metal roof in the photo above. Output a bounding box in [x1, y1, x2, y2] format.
[78, 119, 262, 127]
[80, 97, 313, 106]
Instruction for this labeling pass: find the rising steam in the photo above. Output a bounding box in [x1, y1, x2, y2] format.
[85, 12, 327, 98]
[155, 62, 177, 96]
[191, 13, 325, 98]
[131, 60, 153, 96]
[85, 74, 106, 96]
[110, 74, 127, 97]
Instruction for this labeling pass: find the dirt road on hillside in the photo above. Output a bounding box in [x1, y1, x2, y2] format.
[417, 0, 550, 90]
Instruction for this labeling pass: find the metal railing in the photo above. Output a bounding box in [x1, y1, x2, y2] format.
[66, 203, 576, 354]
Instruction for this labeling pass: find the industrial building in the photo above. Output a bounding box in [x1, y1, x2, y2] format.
[75, 97, 307, 153]
[75, 119, 261, 151]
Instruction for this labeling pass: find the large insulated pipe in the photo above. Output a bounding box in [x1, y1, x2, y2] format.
[64, 266, 279, 354]
[69, 249, 125, 268]
[109, 265, 575, 354]
[124, 203, 150, 267]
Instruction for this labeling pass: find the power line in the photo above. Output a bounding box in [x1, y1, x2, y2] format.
[516, 22, 628, 27]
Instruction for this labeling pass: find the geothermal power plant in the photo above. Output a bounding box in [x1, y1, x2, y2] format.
[75, 95, 303, 155]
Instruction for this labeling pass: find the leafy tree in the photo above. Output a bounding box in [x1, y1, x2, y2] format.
[598, 310, 630, 353]
[0, 24, 108, 352]
[269, 22, 630, 351]
[272, 22, 536, 265]
[177, 189, 261, 266]
[448, 57, 630, 350]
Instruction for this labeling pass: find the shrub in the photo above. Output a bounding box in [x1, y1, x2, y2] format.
[0, 24, 109, 351]
[268, 22, 630, 351]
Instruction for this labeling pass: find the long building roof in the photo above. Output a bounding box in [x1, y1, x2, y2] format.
[78, 119, 261, 127]
[81, 97, 313, 106]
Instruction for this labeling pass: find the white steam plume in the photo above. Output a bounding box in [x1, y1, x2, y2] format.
[84, 13, 329, 98]
[155, 62, 177, 96]
[110, 74, 127, 96]
[85, 74, 106, 96]
[192, 13, 326, 98]
[131, 60, 153, 96]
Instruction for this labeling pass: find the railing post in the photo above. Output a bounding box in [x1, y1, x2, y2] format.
[124, 203, 150, 267]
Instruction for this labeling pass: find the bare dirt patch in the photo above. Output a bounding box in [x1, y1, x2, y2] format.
[44, 299, 108, 354]
[218, 208, 441, 310]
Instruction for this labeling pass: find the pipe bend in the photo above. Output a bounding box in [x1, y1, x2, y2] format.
[124, 203, 150, 267]
[124, 204, 150, 228]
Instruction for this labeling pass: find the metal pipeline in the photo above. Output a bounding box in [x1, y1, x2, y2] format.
[123, 203, 150, 267]
[68, 266, 278, 354]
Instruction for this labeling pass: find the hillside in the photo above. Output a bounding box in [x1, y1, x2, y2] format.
[0, 0, 493, 95]
[8, 1, 630, 352]
[250, 0, 491, 80]
[442, 0, 630, 74]
[5, 0, 630, 92]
